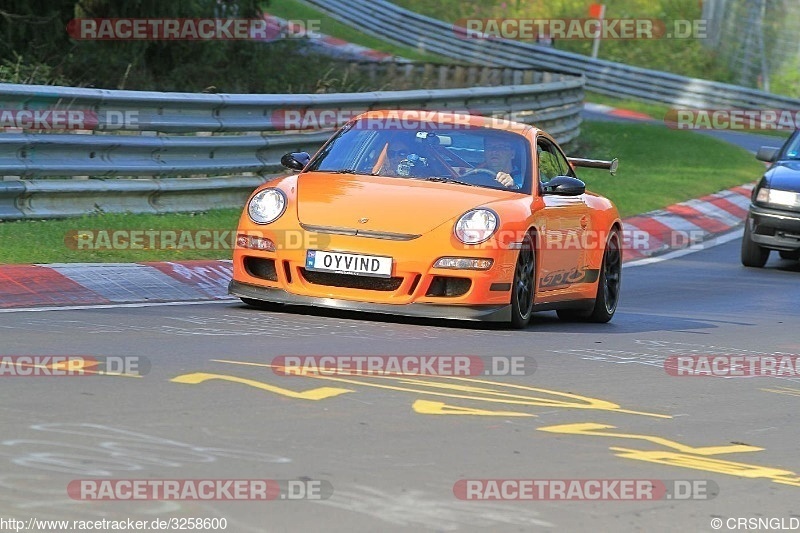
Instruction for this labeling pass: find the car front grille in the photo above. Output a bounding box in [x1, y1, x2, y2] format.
[300, 269, 403, 291]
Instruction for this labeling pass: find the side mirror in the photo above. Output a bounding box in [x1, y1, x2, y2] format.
[542, 176, 586, 196]
[281, 152, 311, 171]
[756, 146, 779, 163]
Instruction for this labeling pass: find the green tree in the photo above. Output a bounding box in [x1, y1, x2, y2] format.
[0, 0, 75, 66]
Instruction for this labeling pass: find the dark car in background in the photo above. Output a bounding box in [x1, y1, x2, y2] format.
[741, 129, 800, 267]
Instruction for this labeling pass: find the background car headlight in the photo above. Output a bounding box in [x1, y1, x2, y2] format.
[454, 209, 498, 244]
[248, 188, 286, 224]
[756, 187, 800, 209]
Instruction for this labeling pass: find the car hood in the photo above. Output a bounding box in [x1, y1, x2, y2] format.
[766, 161, 800, 193]
[296, 172, 515, 235]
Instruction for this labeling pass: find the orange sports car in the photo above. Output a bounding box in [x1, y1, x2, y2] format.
[229, 110, 621, 328]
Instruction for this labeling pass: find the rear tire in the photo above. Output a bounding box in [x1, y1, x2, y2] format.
[557, 229, 622, 323]
[741, 219, 769, 268]
[509, 232, 536, 329]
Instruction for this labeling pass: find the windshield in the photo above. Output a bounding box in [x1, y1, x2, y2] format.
[781, 130, 800, 159]
[305, 119, 532, 193]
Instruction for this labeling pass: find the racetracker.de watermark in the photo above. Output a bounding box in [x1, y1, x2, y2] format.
[66, 18, 321, 40]
[453, 18, 707, 40]
[0, 355, 149, 376]
[454, 479, 718, 500]
[64, 230, 331, 251]
[462, 228, 705, 252]
[0, 109, 139, 131]
[665, 355, 800, 377]
[67, 479, 332, 500]
[273, 109, 526, 131]
[666, 108, 800, 131]
[63, 228, 709, 255]
[272, 355, 534, 377]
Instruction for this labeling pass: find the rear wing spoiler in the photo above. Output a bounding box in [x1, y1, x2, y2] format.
[567, 157, 619, 176]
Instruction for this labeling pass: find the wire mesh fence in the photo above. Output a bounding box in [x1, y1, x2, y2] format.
[702, 0, 800, 96]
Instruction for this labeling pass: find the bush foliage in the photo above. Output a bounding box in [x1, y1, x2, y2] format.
[392, 0, 736, 84]
[0, 0, 373, 92]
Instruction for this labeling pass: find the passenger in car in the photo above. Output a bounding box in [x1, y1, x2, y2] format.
[375, 138, 415, 176]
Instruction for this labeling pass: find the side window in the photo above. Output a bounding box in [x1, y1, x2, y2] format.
[537, 139, 572, 184]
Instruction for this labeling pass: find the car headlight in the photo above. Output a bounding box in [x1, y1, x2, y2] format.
[454, 209, 498, 244]
[248, 188, 286, 224]
[756, 187, 800, 209]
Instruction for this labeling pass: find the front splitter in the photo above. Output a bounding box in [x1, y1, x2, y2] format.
[228, 280, 512, 322]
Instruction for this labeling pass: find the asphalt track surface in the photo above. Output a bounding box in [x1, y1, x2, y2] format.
[2, 126, 799, 532]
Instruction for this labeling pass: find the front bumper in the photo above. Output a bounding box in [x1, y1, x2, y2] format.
[229, 280, 512, 322]
[749, 204, 800, 251]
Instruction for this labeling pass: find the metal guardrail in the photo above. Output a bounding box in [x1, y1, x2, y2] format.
[303, 0, 800, 110]
[0, 77, 583, 219]
[0, 80, 582, 136]
[2, 176, 271, 220]
[0, 131, 331, 177]
[345, 60, 570, 89]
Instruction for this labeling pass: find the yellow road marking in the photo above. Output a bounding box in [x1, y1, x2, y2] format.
[412, 399, 536, 416]
[170, 372, 352, 400]
[539, 422, 800, 487]
[168, 360, 799, 488]
[610, 448, 800, 485]
[538, 422, 762, 455]
[761, 386, 800, 398]
[210, 359, 670, 418]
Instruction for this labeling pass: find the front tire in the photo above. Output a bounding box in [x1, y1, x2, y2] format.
[779, 250, 800, 260]
[741, 218, 769, 268]
[509, 232, 536, 329]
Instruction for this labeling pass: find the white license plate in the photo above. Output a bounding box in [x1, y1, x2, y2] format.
[306, 250, 392, 277]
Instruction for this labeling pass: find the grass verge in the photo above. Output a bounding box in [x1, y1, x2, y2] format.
[0, 209, 241, 264]
[0, 121, 767, 263]
[585, 92, 793, 140]
[571, 121, 765, 217]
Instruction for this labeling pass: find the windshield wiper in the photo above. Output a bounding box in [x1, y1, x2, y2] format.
[329, 169, 382, 176]
[424, 176, 476, 187]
